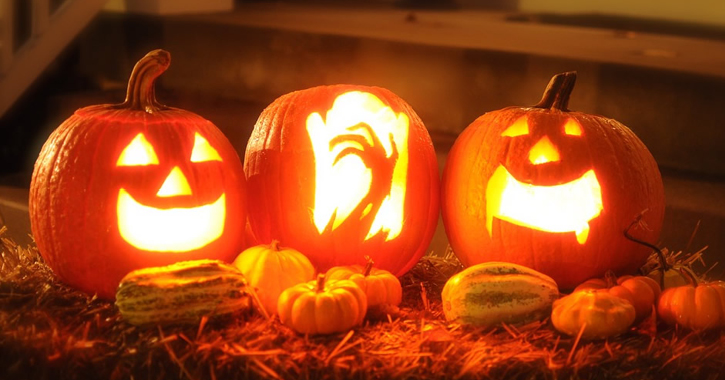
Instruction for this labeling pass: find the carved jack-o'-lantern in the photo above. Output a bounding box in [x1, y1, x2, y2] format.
[244, 85, 439, 275]
[441, 72, 665, 289]
[29, 50, 246, 299]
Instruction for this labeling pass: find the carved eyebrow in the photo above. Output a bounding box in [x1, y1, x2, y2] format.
[501, 116, 529, 137]
[190, 133, 222, 162]
[564, 119, 583, 136]
[117, 133, 159, 166]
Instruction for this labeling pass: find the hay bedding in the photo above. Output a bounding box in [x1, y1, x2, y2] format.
[1, 227, 724, 380]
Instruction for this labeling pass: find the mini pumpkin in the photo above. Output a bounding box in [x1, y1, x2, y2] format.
[441, 72, 665, 290]
[575, 271, 660, 323]
[29, 50, 246, 299]
[657, 278, 725, 330]
[277, 274, 367, 335]
[552, 290, 636, 340]
[325, 257, 402, 308]
[233, 240, 315, 316]
[244, 85, 439, 276]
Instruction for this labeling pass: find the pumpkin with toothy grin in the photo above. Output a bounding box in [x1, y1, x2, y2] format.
[442, 72, 665, 289]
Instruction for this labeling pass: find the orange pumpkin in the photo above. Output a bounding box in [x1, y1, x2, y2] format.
[441, 72, 665, 290]
[29, 50, 246, 299]
[233, 240, 315, 316]
[325, 258, 402, 308]
[278, 274, 367, 335]
[575, 272, 661, 323]
[244, 85, 439, 276]
[658, 280, 725, 330]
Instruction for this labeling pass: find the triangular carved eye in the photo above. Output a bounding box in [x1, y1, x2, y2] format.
[190, 133, 222, 162]
[501, 116, 529, 137]
[564, 119, 583, 136]
[117, 133, 159, 167]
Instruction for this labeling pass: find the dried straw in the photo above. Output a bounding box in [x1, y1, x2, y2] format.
[1, 227, 724, 380]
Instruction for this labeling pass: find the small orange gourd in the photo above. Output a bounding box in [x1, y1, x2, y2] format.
[277, 274, 367, 335]
[657, 275, 725, 331]
[325, 257, 402, 308]
[575, 271, 661, 323]
[232, 240, 315, 316]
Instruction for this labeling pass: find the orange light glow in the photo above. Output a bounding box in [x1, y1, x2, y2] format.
[564, 119, 583, 136]
[115, 132, 227, 252]
[117, 189, 225, 251]
[306, 91, 409, 241]
[501, 116, 529, 137]
[191, 133, 222, 162]
[528, 136, 560, 165]
[486, 165, 603, 244]
[117, 133, 159, 166]
[156, 167, 192, 197]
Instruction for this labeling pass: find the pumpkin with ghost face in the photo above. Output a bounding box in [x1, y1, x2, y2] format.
[29, 50, 246, 299]
[441, 72, 665, 290]
[244, 85, 439, 276]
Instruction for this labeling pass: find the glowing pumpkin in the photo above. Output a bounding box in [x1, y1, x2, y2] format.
[244, 85, 439, 275]
[441, 72, 665, 290]
[29, 50, 246, 299]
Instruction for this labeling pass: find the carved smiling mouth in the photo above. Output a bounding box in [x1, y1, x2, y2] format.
[485, 165, 603, 244]
[117, 189, 225, 252]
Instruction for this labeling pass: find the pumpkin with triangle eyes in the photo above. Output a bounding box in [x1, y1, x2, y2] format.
[29, 50, 247, 299]
[441, 72, 665, 290]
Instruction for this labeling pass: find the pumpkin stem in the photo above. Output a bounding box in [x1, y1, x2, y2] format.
[316, 274, 326, 293]
[270, 240, 281, 251]
[363, 256, 374, 277]
[624, 211, 670, 288]
[533, 71, 577, 111]
[119, 49, 170, 113]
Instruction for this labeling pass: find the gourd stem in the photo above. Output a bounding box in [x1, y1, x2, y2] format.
[533, 71, 577, 111]
[623, 212, 670, 288]
[604, 270, 618, 288]
[363, 256, 374, 277]
[119, 49, 170, 112]
[316, 274, 326, 293]
[681, 267, 699, 287]
[270, 240, 281, 251]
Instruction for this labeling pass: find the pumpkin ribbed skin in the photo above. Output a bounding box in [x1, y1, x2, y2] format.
[232, 241, 315, 316]
[29, 50, 246, 299]
[552, 290, 636, 340]
[278, 274, 367, 335]
[244, 85, 439, 277]
[441, 262, 559, 327]
[116, 260, 250, 326]
[657, 281, 725, 330]
[442, 72, 665, 290]
[575, 274, 661, 323]
[325, 263, 402, 307]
